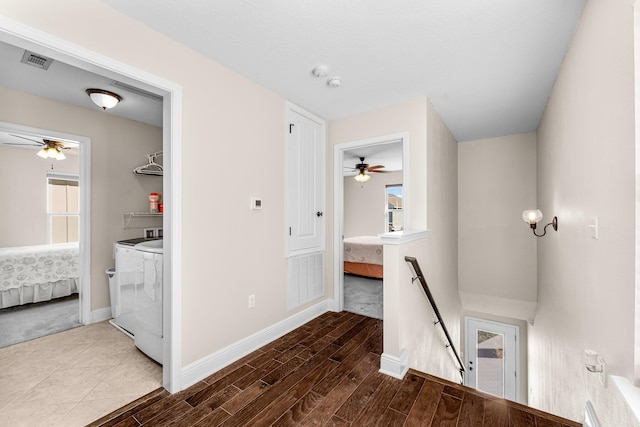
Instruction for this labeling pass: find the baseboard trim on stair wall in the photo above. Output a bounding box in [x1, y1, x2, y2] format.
[380, 350, 409, 379]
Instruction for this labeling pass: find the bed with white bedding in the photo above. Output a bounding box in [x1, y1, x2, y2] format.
[0, 243, 79, 309]
[343, 236, 383, 279]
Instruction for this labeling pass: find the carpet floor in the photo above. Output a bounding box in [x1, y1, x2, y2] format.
[343, 273, 383, 319]
[0, 294, 81, 348]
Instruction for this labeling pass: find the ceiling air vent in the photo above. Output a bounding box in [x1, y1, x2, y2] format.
[20, 51, 53, 70]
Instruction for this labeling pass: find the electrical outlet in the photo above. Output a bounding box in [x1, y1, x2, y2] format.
[248, 294, 255, 308]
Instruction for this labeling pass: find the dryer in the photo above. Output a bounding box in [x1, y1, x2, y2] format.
[133, 239, 163, 364]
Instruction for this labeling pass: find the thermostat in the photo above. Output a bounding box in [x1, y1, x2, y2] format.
[251, 197, 263, 210]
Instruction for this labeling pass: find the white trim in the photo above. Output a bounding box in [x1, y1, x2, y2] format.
[378, 229, 428, 245]
[379, 350, 409, 379]
[91, 307, 112, 323]
[611, 376, 640, 423]
[0, 16, 183, 393]
[284, 101, 326, 258]
[333, 132, 410, 312]
[464, 316, 519, 401]
[180, 298, 333, 389]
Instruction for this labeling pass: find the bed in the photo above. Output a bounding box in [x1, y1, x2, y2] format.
[343, 236, 383, 279]
[0, 242, 79, 309]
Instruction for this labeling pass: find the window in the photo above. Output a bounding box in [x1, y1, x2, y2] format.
[47, 174, 79, 243]
[386, 184, 403, 232]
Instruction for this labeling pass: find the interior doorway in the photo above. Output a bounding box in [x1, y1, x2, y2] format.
[333, 132, 409, 314]
[0, 18, 182, 392]
[464, 316, 519, 401]
[0, 122, 90, 332]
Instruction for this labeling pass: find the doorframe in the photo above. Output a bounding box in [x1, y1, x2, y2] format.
[464, 316, 519, 401]
[0, 16, 183, 392]
[332, 132, 409, 311]
[0, 121, 91, 323]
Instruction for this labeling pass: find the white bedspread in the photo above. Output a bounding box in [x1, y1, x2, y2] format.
[0, 243, 79, 308]
[343, 236, 383, 265]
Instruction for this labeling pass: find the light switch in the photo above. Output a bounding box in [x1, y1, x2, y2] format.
[588, 216, 598, 239]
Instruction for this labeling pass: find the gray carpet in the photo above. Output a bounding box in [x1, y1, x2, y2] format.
[0, 294, 81, 348]
[344, 274, 383, 319]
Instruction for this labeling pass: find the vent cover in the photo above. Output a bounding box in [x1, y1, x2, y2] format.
[20, 51, 53, 70]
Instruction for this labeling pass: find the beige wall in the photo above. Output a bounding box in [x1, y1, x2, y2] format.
[329, 98, 462, 382]
[0, 0, 298, 368]
[458, 133, 538, 320]
[532, 0, 638, 424]
[0, 144, 79, 247]
[343, 170, 402, 237]
[0, 87, 163, 311]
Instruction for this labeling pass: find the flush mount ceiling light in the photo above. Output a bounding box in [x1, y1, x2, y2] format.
[327, 77, 342, 88]
[86, 88, 122, 110]
[522, 209, 558, 237]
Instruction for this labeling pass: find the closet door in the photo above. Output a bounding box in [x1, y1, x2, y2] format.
[285, 103, 325, 255]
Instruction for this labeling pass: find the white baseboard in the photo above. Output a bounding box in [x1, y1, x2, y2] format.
[91, 307, 112, 324]
[180, 298, 334, 389]
[380, 350, 409, 379]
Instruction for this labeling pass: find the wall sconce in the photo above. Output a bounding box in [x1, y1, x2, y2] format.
[522, 209, 558, 237]
[584, 349, 606, 386]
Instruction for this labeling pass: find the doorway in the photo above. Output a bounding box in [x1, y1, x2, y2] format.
[465, 316, 519, 401]
[0, 19, 182, 392]
[333, 132, 409, 313]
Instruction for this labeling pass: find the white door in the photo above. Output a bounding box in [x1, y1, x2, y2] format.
[285, 104, 325, 255]
[465, 317, 519, 401]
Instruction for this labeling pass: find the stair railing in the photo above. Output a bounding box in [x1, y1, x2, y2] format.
[404, 256, 465, 382]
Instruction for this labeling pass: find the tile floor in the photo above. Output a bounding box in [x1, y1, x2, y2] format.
[0, 321, 162, 427]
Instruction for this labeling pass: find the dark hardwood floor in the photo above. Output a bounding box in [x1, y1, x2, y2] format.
[89, 311, 580, 427]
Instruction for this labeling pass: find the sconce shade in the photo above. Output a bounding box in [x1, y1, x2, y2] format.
[86, 88, 122, 110]
[354, 172, 371, 183]
[522, 209, 543, 225]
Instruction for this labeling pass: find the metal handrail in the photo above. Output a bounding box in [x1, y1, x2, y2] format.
[404, 256, 465, 382]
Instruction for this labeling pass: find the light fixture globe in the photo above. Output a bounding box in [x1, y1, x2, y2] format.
[354, 172, 370, 183]
[522, 209, 543, 225]
[86, 88, 122, 110]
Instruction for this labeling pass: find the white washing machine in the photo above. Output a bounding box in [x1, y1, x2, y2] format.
[113, 241, 145, 337]
[133, 239, 163, 364]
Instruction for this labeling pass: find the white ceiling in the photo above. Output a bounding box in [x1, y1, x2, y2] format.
[0, 41, 162, 128]
[99, 0, 585, 142]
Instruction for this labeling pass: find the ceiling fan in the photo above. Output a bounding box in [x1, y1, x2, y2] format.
[4, 134, 71, 160]
[347, 156, 387, 182]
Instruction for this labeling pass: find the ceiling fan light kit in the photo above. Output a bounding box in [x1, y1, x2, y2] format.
[86, 88, 122, 110]
[350, 156, 388, 183]
[37, 145, 66, 160]
[354, 172, 371, 183]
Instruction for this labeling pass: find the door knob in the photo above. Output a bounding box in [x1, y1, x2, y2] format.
[316, 211, 323, 217]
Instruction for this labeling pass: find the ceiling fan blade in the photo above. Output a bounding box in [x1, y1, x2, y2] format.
[367, 165, 385, 170]
[3, 142, 42, 147]
[9, 134, 45, 145]
[369, 170, 389, 173]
